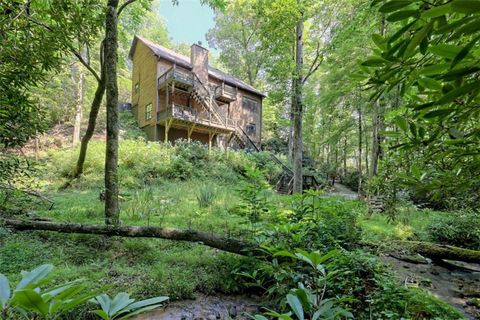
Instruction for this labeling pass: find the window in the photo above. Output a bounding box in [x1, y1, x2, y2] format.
[242, 96, 258, 112]
[246, 123, 256, 135]
[145, 103, 152, 121]
[134, 82, 139, 94]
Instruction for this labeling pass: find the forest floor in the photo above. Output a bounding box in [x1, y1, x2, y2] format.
[2, 136, 477, 319]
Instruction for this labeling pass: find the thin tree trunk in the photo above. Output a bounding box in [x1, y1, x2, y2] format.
[104, 0, 120, 225]
[292, 13, 304, 194]
[357, 105, 363, 195]
[343, 136, 347, 180]
[363, 115, 369, 177]
[73, 66, 84, 147]
[74, 41, 106, 178]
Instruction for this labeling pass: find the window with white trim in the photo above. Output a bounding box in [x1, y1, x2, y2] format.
[145, 103, 152, 121]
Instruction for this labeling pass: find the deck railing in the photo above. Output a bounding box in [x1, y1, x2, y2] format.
[157, 103, 236, 130]
[158, 66, 194, 87]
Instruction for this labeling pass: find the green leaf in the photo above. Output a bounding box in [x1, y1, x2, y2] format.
[361, 57, 388, 67]
[110, 292, 135, 315]
[418, 77, 443, 91]
[388, 20, 416, 44]
[451, 35, 480, 68]
[423, 109, 454, 118]
[452, 18, 480, 38]
[379, 0, 414, 13]
[418, 63, 449, 75]
[394, 116, 408, 131]
[119, 304, 164, 319]
[287, 294, 304, 320]
[12, 289, 49, 316]
[428, 44, 462, 59]
[437, 81, 480, 104]
[451, 0, 480, 13]
[422, 3, 452, 18]
[387, 9, 419, 21]
[93, 310, 110, 320]
[404, 22, 433, 58]
[94, 294, 112, 314]
[273, 250, 297, 259]
[126, 296, 169, 311]
[371, 34, 387, 50]
[0, 274, 10, 309]
[16, 264, 53, 290]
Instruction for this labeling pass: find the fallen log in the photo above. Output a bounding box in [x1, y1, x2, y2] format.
[363, 240, 480, 264]
[401, 241, 480, 264]
[0, 218, 257, 256]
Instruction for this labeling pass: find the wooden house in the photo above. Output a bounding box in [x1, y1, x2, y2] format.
[128, 36, 265, 150]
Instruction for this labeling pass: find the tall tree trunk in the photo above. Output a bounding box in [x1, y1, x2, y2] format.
[292, 14, 304, 194]
[363, 115, 369, 177]
[370, 101, 383, 177]
[104, 0, 120, 225]
[370, 15, 386, 178]
[357, 105, 363, 195]
[73, 66, 84, 147]
[343, 136, 347, 180]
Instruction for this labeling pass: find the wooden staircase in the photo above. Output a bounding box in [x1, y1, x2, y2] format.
[189, 74, 319, 195]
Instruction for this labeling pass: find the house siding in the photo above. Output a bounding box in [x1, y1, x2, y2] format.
[132, 41, 157, 136]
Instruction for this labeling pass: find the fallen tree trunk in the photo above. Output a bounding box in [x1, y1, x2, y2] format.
[1, 218, 257, 256]
[364, 240, 480, 264]
[401, 241, 480, 264]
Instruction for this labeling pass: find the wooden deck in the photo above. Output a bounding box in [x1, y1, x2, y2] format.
[157, 103, 237, 133]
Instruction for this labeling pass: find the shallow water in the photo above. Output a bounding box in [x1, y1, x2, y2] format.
[133, 293, 261, 320]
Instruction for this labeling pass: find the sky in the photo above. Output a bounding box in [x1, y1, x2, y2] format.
[158, 0, 216, 50]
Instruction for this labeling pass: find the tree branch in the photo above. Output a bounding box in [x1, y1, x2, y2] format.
[117, 0, 138, 17]
[303, 42, 323, 83]
[70, 46, 101, 83]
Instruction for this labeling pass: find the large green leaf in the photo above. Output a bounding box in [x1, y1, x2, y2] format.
[109, 292, 135, 315]
[418, 77, 443, 91]
[451, 0, 480, 13]
[361, 57, 388, 67]
[437, 81, 480, 104]
[388, 20, 416, 44]
[12, 289, 49, 316]
[0, 274, 10, 309]
[93, 309, 110, 320]
[125, 296, 168, 311]
[379, 0, 414, 13]
[428, 44, 462, 59]
[451, 35, 480, 68]
[16, 264, 53, 290]
[387, 9, 419, 22]
[286, 294, 304, 320]
[423, 109, 454, 118]
[404, 22, 433, 58]
[394, 116, 409, 131]
[119, 304, 165, 319]
[422, 3, 452, 18]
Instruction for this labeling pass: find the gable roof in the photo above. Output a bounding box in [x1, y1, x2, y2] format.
[129, 36, 265, 98]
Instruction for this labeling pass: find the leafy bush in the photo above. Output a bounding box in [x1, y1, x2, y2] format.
[342, 170, 362, 192]
[426, 211, 480, 250]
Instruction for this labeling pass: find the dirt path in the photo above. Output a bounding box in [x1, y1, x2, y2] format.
[325, 183, 358, 200]
[133, 294, 260, 320]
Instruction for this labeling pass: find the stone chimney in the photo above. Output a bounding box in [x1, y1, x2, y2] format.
[191, 43, 209, 84]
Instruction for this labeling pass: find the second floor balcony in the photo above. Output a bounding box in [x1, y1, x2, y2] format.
[157, 103, 237, 132]
[158, 66, 194, 89]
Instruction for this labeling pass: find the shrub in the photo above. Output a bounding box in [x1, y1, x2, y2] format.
[426, 211, 480, 250]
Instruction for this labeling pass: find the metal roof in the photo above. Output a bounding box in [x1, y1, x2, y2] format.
[129, 36, 265, 97]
